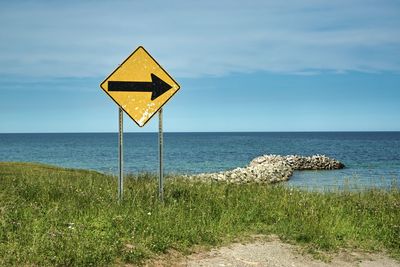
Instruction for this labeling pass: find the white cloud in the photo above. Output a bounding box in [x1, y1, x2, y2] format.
[0, 0, 399, 78]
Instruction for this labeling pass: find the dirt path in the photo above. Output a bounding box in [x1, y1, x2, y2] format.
[174, 239, 399, 267]
[178, 240, 400, 267]
[145, 236, 399, 267]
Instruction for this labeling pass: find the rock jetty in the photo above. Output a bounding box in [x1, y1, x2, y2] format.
[190, 154, 344, 184]
[250, 154, 345, 170]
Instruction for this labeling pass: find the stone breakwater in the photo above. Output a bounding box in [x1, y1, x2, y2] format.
[190, 155, 345, 184]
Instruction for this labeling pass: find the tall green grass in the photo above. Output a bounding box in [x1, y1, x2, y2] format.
[0, 162, 399, 266]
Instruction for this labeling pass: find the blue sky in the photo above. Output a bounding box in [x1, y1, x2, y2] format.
[0, 0, 399, 132]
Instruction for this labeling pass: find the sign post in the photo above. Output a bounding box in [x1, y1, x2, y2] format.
[118, 107, 124, 201]
[158, 108, 164, 202]
[100, 46, 180, 201]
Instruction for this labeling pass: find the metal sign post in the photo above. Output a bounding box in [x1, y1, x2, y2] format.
[158, 108, 164, 202]
[118, 107, 124, 202]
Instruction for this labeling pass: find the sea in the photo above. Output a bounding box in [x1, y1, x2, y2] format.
[0, 132, 399, 190]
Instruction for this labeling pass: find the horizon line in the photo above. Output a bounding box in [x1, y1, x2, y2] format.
[1, 131, 400, 134]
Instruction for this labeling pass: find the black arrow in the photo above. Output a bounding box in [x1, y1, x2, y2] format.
[108, 73, 172, 101]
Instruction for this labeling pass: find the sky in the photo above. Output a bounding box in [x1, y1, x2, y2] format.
[0, 0, 399, 132]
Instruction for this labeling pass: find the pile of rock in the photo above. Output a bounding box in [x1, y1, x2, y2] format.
[250, 154, 345, 170]
[190, 154, 344, 184]
[192, 161, 293, 184]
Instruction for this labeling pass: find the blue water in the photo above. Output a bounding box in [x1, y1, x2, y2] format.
[0, 132, 399, 189]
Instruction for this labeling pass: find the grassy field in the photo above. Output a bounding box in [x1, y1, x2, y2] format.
[0, 162, 399, 266]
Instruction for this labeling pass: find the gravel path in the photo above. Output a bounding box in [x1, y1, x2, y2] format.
[177, 239, 399, 267]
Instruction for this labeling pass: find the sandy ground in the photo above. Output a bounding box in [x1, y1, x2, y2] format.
[146, 236, 399, 267]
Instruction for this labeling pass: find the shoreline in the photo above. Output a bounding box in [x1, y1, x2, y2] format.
[2, 160, 399, 192]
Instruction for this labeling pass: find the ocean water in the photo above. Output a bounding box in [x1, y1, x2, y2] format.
[0, 132, 399, 189]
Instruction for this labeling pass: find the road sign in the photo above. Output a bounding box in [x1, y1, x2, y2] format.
[100, 46, 179, 202]
[100, 46, 180, 127]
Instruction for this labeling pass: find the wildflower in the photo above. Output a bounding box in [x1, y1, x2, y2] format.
[67, 222, 75, 230]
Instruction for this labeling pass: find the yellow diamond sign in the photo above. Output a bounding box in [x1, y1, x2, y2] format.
[100, 46, 180, 127]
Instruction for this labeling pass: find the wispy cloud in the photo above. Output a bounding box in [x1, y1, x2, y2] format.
[0, 0, 399, 78]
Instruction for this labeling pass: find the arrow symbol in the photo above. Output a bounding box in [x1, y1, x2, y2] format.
[108, 73, 172, 101]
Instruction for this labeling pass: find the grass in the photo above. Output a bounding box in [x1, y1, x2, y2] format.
[0, 162, 399, 266]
